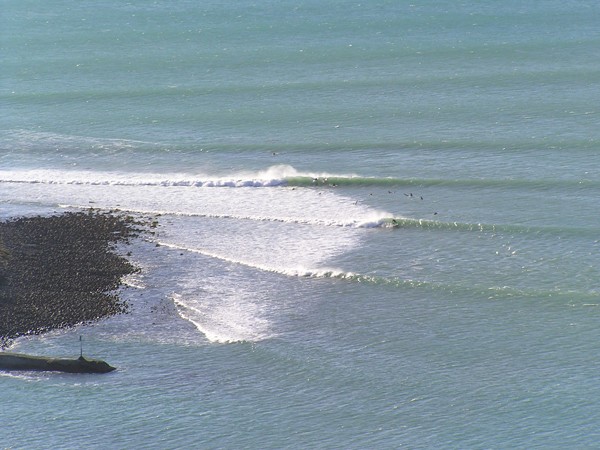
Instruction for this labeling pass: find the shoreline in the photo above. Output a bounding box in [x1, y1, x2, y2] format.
[0, 210, 147, 348]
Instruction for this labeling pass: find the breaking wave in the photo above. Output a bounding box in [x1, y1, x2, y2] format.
[4, 164, 597, 190]
[160, 241, 600, 304]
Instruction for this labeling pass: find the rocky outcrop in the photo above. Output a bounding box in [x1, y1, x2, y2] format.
[0, 352, 116, 373]
[0, 210, 147, 348]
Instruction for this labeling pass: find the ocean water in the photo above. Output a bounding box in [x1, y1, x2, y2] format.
[2, 0, 600, 448]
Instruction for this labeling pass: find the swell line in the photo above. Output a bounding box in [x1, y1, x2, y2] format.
[0, 173, 288, 188]
[157, 241, 357, 278]
[286, 175, 600, 190]
[2, 166, 597, 191]
[159, 242, 600, 303]
[58, 203, 389, 229]
[57, 203, 596, 237]
[384, 217, 597, 237]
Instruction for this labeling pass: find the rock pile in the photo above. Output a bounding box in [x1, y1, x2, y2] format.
[0, 211, 145, 348]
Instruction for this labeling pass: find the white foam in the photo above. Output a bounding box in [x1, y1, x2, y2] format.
[21, 169, 391, 231]
[1, 163, 394, 344]
[157, 242, 354, 280]
[172, 293, 271, 344]
[0, 168, 288, 188]
[0, 164, 361, 189]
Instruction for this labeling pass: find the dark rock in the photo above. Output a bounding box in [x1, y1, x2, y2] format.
[0, 211, 148, 348]
[0, 352, 116, 373]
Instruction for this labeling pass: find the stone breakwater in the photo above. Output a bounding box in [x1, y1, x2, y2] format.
[0, 211, 145, 348]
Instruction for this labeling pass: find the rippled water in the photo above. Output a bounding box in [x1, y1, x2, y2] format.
[2, 1, 600, 448]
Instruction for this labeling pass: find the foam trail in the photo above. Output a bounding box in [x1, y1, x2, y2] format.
[171, 294, 271, 344]
[58, 202, 389, 229]
[0, 164, 361, 188]
[0, 168, 288, 187]
[158, 242, 353, 279]
[2, 171, 393, 233]
[7, 167, 597, 190]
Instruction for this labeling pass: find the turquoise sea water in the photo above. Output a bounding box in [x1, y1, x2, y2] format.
[2, 1, 600, 448]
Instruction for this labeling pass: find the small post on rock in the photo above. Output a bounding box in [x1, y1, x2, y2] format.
[80, 335, 83, 358]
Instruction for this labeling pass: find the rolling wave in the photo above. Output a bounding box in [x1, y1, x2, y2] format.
[4, 163, 596, 238]
[159, 241, 600, 304]
[382, 217, 596, 237]
[171, 293, 272, 344]
[2, 164, 598, 190]
[58, 203, 388, 229]
[286, 175, 600, 190]
[55, 202, 594, 237]
[0, 168, 288, 188]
